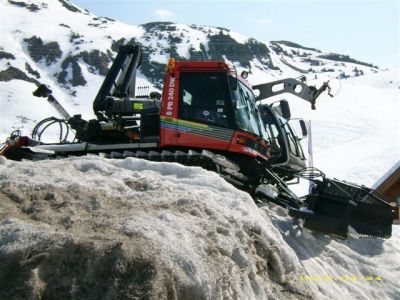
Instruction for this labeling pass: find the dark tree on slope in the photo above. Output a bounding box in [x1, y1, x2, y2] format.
[140, 22, 176, 33]
[208, 32, 275, 70]
[0, 51, 15, 60]
[58, 0, 81, 13]
[8, 0, 41, 12]
[189, 44, 208, 61]
[25, 63, 40, 78]
[318, 53, 377, 68]
[208, 32, 253, 68]
[271, 40, 321, 53]
[78, 50, 110, 76]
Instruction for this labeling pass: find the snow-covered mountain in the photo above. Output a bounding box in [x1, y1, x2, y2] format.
[1, 0, 379, 91]
[0, 0, 383, 134]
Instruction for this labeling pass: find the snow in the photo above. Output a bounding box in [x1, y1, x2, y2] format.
[250, 69, 399, 195]
[0, 156, 318, 299]
[305, 70, 399, 187]
[228, 30, 249, 44]
[0, 155, 399, 299]
[0, 81, 55, 139]
[263, 203, 400, 300]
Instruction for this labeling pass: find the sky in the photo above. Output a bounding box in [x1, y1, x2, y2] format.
[74, 1, 397, 69]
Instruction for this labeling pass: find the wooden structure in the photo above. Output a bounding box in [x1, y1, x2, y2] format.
[373, 162, 400, 223]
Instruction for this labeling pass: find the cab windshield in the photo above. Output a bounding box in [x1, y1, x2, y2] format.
[230, 77, 267, 139]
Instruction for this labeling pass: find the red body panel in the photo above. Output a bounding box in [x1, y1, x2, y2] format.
[177, 131, 230, 150]
[228, 131, 269, 160]
[160, 126, 177, 146]
[159, 68, 179, 146]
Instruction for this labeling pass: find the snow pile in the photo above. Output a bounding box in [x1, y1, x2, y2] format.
[0, 149, 399, 299]
[263, 204, 400, 300]
[0, 155, 317, 299]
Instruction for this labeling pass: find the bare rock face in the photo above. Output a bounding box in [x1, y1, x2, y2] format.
[57, 55, 87, 87]
[0, 156, 317, 299]
[0, 50, 16, 60]
[23, 36, 62, 66]
[0, 66, 40, 85]
[8, 0, 43, 12]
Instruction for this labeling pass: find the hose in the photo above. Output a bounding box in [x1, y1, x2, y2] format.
[31, 117, 73, 143]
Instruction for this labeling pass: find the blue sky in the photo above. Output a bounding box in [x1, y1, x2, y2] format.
[72, 0, 399, 69]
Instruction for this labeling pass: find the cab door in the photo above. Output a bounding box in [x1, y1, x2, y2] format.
[177, 71, 234, 150]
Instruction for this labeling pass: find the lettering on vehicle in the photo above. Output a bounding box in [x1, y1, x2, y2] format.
[166, 77, 176, 116]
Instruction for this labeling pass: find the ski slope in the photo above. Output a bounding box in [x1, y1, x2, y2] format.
[250, 69, 399, 194]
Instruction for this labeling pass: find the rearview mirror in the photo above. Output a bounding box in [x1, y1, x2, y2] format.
[280, 100, 291, 119]
[299, 119, 307, 137]
[241, 71, 249, 79]
[229, 76, 238, 91]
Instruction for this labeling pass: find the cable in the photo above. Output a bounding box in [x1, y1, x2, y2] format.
[31, 117, 73, 143]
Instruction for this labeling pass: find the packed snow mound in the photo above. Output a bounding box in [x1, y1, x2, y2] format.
[263, 204, 400, 300]
[1, 156, 399, 299]
[0, 156, 317, 299]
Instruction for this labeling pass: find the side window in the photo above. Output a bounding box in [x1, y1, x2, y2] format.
[232, 81, 261, 136]
[179, 72, 231, 128]
[232, 87, 252, 132]
[283, 123, 299, 156]
[261, 109, 283, 156]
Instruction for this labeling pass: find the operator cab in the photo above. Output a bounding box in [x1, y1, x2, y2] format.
[163, 63, 269, 159]
[178, 71, 267, 139]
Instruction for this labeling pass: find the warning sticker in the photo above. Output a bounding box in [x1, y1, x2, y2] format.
[133, 103, 143, 110]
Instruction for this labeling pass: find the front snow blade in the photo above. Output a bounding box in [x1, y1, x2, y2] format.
[289, 178, 395, 238]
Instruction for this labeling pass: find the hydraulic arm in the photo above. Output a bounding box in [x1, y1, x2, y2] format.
[253, 77, 332, 109]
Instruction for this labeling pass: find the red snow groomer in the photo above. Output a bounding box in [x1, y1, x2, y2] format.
[1, 43, 395, 238]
